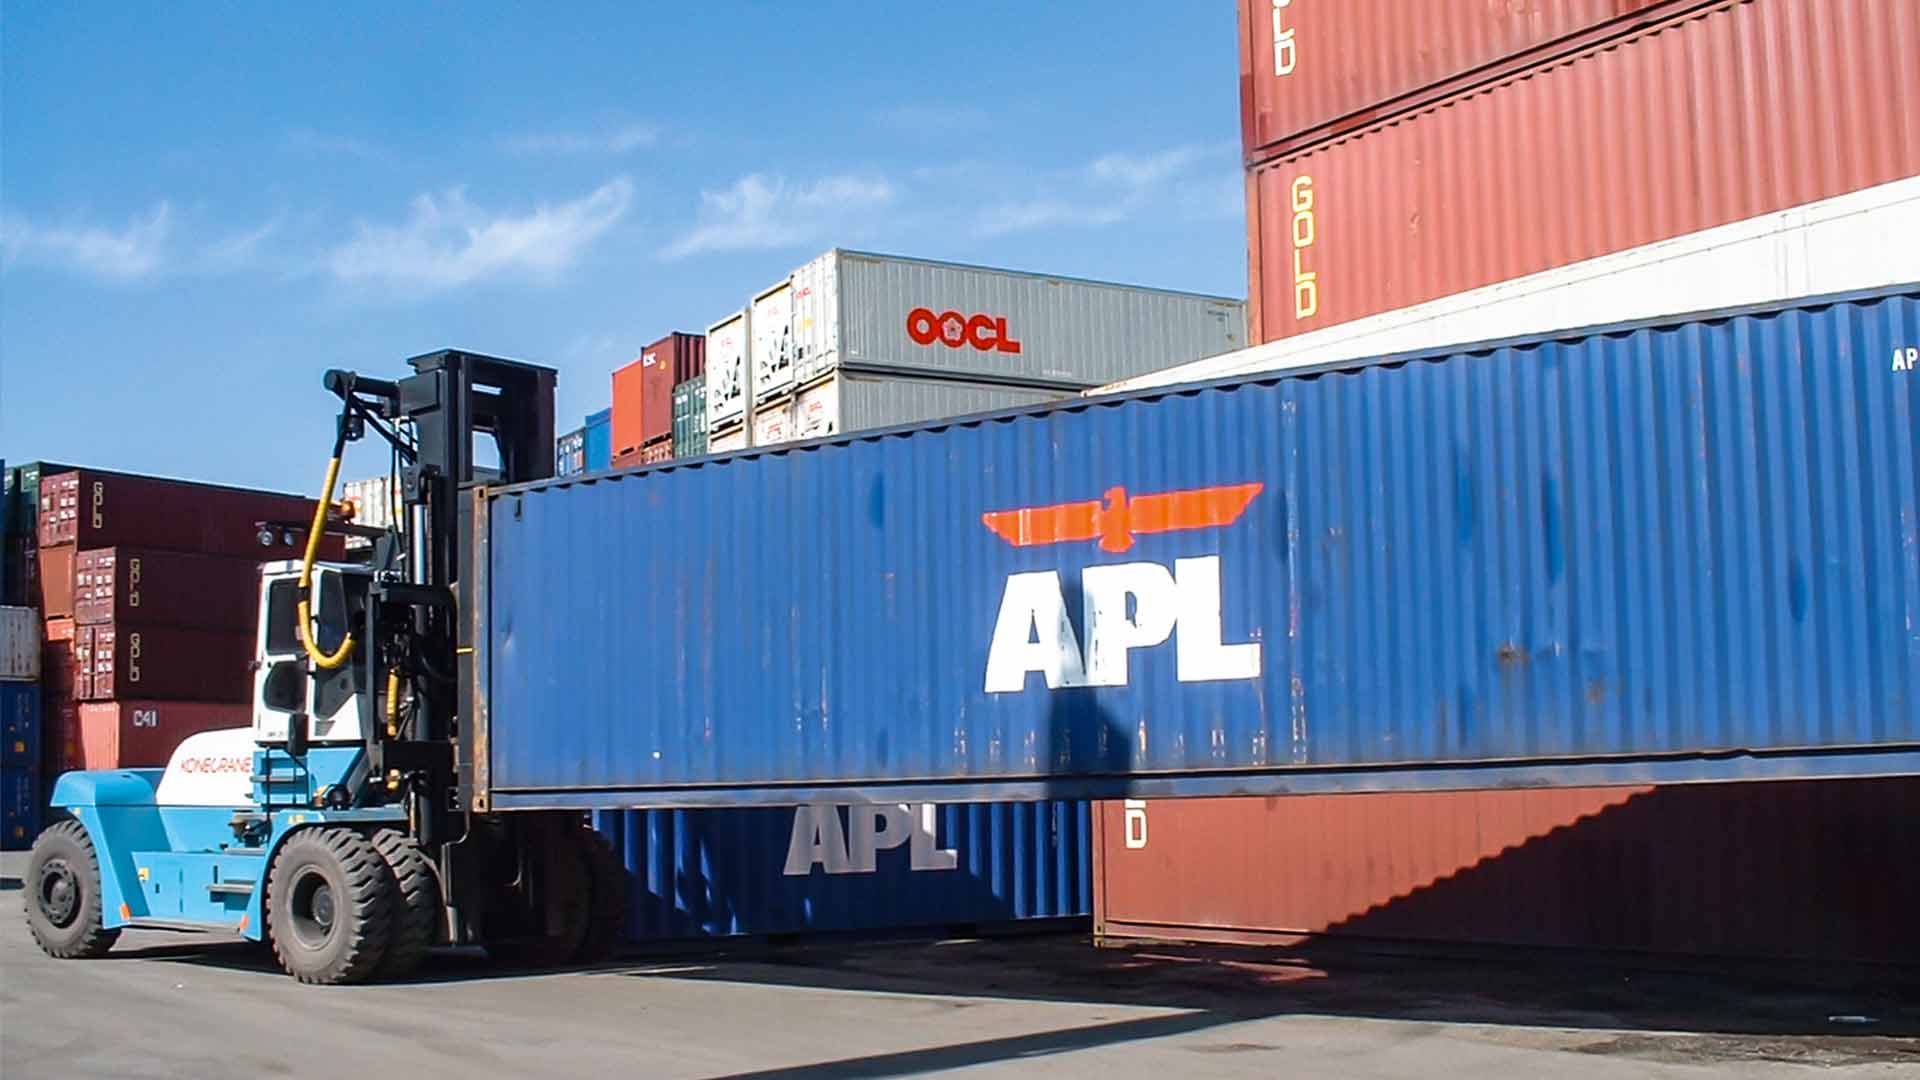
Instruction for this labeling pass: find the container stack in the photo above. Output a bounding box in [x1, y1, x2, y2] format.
[1, 606, 42, 848]
[706, 250, 1245, 451]
[611, 332, 704, 468]
[1089, 0, 1920, 961]
[30, 469, 340, 784]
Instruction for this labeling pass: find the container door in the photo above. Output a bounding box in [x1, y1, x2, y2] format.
[795, 378, 840, 441]
[706, 314, 750, 431]
[752, 282, 795, 401]
[793, 251, 840, 385]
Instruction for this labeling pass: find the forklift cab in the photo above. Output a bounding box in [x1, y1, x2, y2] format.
[253, 560, 370, 747]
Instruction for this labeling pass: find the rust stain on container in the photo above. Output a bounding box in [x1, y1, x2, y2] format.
[1246, 0, 1920, 343]
[1094, 780, 1920, 963]
[1238, 0, 1701, 160]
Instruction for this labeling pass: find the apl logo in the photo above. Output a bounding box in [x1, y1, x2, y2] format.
[980, 483, 1263, 692]
[906, 308, 1022, 354]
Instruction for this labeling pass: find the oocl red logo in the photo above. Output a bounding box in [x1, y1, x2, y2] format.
[906, 308, 1022, 354]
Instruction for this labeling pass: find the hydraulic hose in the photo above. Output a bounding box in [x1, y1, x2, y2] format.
[297, 453, 355, 669]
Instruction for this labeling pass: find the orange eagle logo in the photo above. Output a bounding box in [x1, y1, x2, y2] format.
[980, 483, 1263, 554]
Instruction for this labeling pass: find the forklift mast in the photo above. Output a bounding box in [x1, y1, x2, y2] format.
[321, 350, 556, 852]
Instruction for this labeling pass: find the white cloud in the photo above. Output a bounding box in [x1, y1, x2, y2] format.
[0, 203, 174, 280]
[327, 177, 633, 288]
[663, 173, 895, 259]
[498, 124, 660, 156]
[283, 129, 378, 158]
[976, 142, 1237, 237]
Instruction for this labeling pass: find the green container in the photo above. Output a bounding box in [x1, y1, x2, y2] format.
[672, 375, 708, 458]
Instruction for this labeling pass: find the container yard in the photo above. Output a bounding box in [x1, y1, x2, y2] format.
[4, 2, 1916, 1077]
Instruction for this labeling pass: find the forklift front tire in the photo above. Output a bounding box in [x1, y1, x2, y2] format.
[24, 820, 121, 959]
[266, 827, 397, 985]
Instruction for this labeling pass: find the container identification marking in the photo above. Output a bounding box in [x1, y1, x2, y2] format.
[1271, 0, 1297, 77]
[785, 804, 959, 875]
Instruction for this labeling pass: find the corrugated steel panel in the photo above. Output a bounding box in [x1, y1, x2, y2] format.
[479, 288, 1920, 807]
[1, 764, 39, 850]
[1110, 177, 1920, 393]
[36, 546, 72, 618]
[833, 250, 1244, 386]
[0, 606, 38, 681]
[1237, 0, 1701, 161]
[1092, 780, 1920, 963]
[673, 376, 708, 458]
[76, 623, 253, 702]
[591, 800, 1091, 940]
[610, 354, 646, 458]
[1247, 0, 1920, 344]
[705, 311, 751, 432]
[2, 682, 39, 767]
[583, 409, 613, 471]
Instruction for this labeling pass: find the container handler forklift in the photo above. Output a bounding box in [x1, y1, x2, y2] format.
[23, 350, 625, 983]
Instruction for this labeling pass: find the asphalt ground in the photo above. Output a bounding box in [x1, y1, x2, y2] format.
[3, 850, 1916, 1078]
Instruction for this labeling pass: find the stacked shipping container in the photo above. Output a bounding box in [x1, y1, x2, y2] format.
[706, 250, 1246, 450]
[30, 470, 339, 785]
[1240, 0, 1920, 344]
[1, 606, 41, 847]
[611, 332, 705, 465]
[1089, 0, 1920, 958]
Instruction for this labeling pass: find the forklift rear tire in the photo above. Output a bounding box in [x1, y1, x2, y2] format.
[266, 828, 396, 985]
[24, 820, 121, 959]
[371, 828, 442, 979]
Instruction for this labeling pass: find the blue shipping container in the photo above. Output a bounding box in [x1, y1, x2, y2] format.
[479, 288, 1920, 808]
[592, 800, 1090, 941]
[583, 408, 612, 472]
[2, 682, 39, 768]
[2, 764, 39, 850]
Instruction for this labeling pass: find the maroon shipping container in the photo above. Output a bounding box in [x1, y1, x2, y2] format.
[638, 439, 672, 466]
[1093, 780, 1920, 964]
[1237, 0, 1699, 162]
[35, 545, 73, 618]
[73, 548, 261, 631]
[47, 697, 79, 774]
[76, 700, 251, 770]
[639, 332, 704, 451]
[75, 623, 254, 703]
[1245, 0, 1920, 343]
[37, 470, 346, 560]
[609, 446, 643, 470]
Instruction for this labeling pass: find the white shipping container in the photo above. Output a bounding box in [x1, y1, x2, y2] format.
[752, 397, 796, 448]
[791, 372, 1067, 443]
[765, 249, 1243, 389]
[751, 282, 795, 402]
[709, 425, 748, 454]
[705, 311, 751, 432]
[1096, 176, 1920, 395]
[341, 477, 402, 532]
[0, 606, 38, 681]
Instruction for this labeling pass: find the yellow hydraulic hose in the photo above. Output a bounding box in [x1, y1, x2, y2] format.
[296, 455, 355, 669]
[385, 666, 400, 737]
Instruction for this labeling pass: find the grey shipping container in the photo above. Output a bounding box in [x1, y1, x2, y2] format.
[777, 371, 1070, 445]
[672, 375, 708, 458]
[784, 250, 1245, 390]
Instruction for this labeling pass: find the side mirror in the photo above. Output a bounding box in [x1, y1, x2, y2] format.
[287, 713, 310, 758]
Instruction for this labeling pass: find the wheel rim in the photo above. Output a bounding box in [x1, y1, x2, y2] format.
[38, 857, 81, 928]
[288, 866, 338, 950]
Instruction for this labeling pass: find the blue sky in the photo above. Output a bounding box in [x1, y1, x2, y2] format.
[2, 3, 1245, 492]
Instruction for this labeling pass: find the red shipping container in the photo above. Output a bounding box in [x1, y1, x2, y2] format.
[640, 332, 704, 451]
[37, 470, 346, 559]
[1093, 780, 1920, 964]
[1246, 0, 1920, 343]
[76, 623, 254, 703]
[1237, 0, 1698, 161]
[610, 447, 643, 470]
[35, 544, 74, 618]
[73, 547, 261, 630]
[76, 700, 251, 770]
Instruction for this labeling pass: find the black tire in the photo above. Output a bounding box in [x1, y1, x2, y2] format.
[266, 828, 395, 985]
[574, 828, 627, 965]
[23, 820, 121, 959]
[370, 828, 442, 980]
